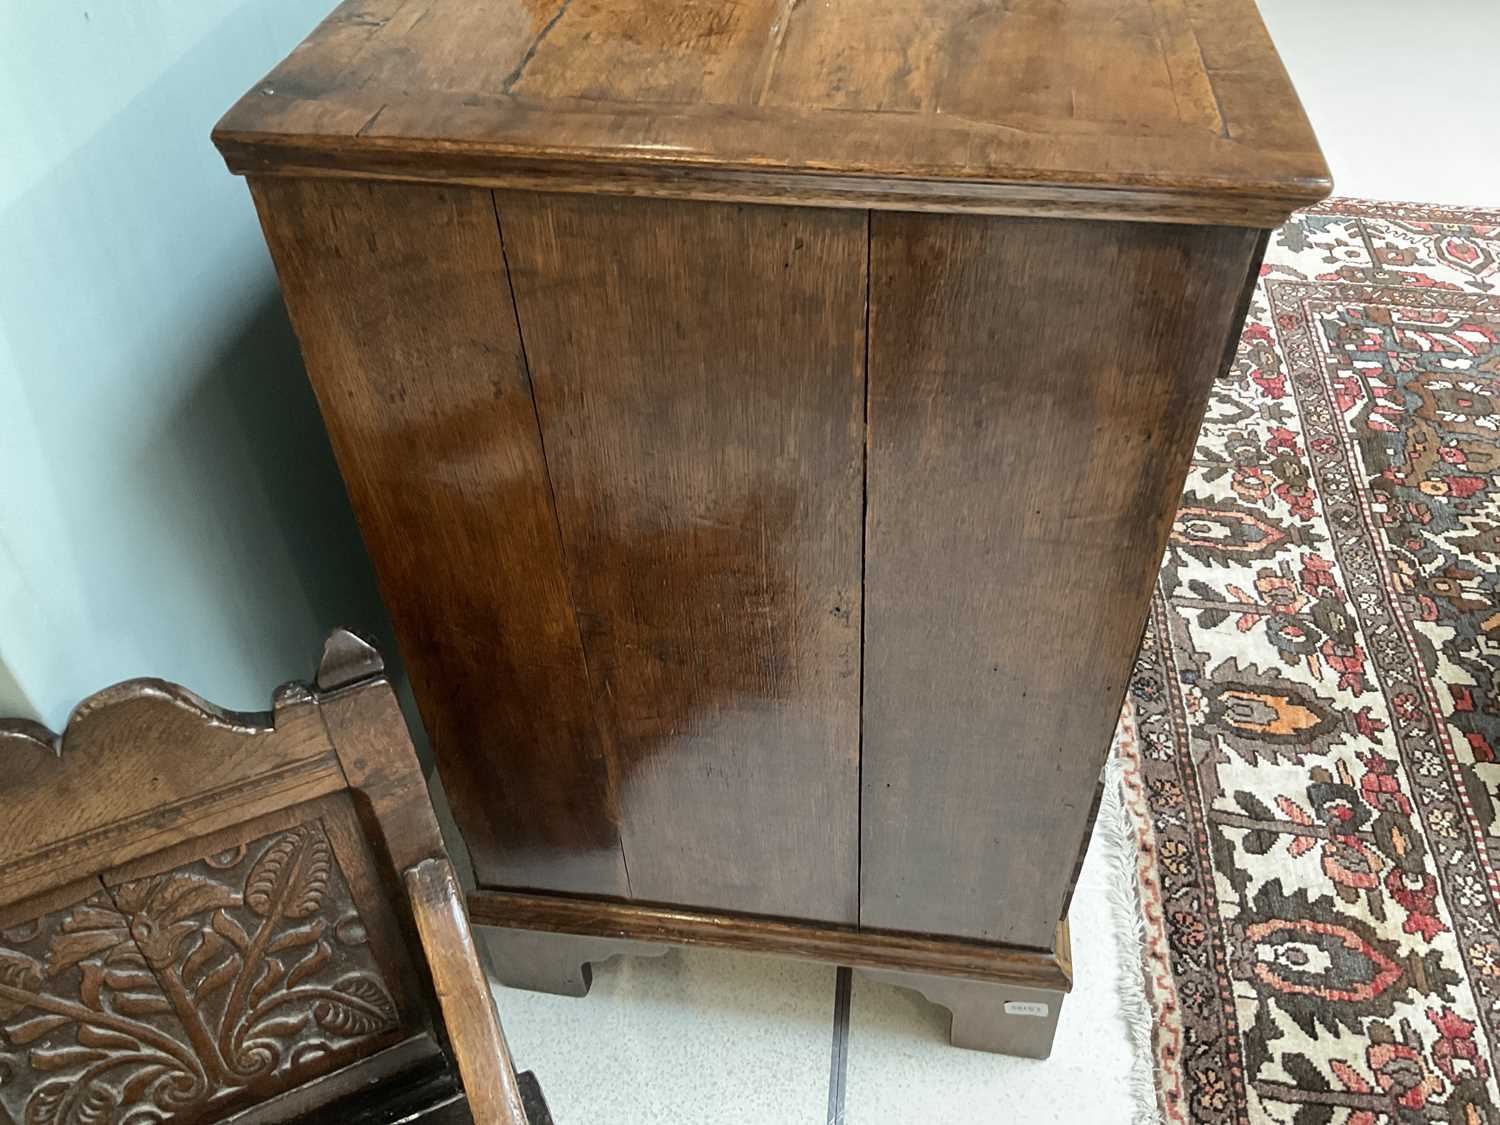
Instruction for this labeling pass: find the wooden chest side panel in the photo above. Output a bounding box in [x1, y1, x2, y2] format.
[249, 178, 629, 898]
[861, 214, 1260, 947]
[498, 193, 866, 923]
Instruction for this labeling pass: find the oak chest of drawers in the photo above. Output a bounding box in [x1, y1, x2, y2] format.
[216, 0, 1328, 1055]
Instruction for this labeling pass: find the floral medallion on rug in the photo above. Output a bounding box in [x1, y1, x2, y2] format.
[1119, 198, 1500, 1125]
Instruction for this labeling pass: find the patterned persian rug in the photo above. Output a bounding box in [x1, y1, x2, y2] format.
[1117, 198, 1500, 1125]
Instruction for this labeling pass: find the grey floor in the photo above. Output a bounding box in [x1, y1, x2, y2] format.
[468, 6, 1500, 1121]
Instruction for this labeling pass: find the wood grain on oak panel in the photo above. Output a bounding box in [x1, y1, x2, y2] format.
[249, 177, 629, 899]
[213, 0, 1329, 223]
[497, 192, 865, 923]
[860, 213, 1260, 948]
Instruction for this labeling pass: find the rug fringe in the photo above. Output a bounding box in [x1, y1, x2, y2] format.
[1101, 727, 1164, 1125]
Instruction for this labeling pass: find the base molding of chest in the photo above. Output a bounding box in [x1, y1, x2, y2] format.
[469, 889, 1070, 990]
[472, 890, 1072, 1057]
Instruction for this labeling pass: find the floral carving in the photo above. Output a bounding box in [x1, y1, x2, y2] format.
[0, 824, 399, 1124]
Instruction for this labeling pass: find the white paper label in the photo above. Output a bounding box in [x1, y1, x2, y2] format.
[1003, 1001, 1049, 1018]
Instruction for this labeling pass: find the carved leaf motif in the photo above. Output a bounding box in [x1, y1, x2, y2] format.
[103, 944, 147, 968]
[311, 975, 397, 1038]
[245, 831, 332, 921]
[267, 919, 324, 954]
[113, 992, 172, 1016]
[211, 908, 251, 952]
[286, 940, 331, 990]
[44, 931, 121, 977]
[111, 874, 224, 971]
[58, 905, 124, 932]
[0, 948, 44, 1019]
[195, 954, 241, 1000]
[79, 962, 104, 1010]
[6, 1014, 68, 1045]
[249, 957, 285, 1008]
[144, 877, 240, 923]
[3, 821, 399, 1125]
[69, 1082, 116, 1125]
[46, 902, 131, 978]
[288, 1041, 334, 1072]
[101, 968, 156, 992]
[23, 1078, 67, 1125]
[76, 1023, 140, 1051]
[181, 929, 226, 986]
[119, 1063, 168, 1104]
[29, 1046, 105, 1072]
[250, 1014, 309, 1039]
[2, 921, 41, 944]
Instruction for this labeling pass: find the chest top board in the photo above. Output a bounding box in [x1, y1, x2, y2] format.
[215, 0, 1330, 225]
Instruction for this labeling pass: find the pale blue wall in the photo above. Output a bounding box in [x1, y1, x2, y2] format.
[0, 1, 393, 728]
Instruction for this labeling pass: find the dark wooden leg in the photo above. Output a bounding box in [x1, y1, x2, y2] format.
[477, 925, 670, 997]
[855, 968, 1067, 1059]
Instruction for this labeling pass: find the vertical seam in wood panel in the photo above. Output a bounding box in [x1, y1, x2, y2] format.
[856, 210, 872, 928]
[487, 191, 634, 898]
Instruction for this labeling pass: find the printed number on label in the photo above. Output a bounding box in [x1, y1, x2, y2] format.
[1003, 1001, 1049, 1018]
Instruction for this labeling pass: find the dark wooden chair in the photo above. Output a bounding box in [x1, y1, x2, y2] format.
[0, 630, 550, 1125]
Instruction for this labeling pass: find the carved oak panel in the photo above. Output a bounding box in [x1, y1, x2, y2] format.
[0, 820, 401, 1124]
